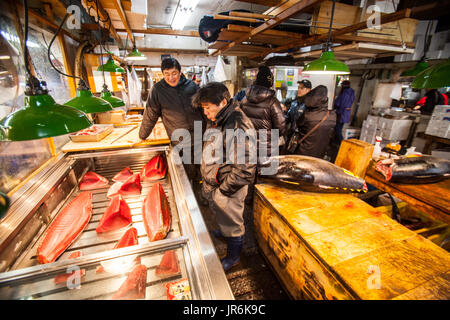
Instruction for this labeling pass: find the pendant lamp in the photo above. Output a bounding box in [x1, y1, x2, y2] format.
[400, 60, 429, 77]
[100, 84, 125, 108]
[126, 46, 146, 61]
[302, 0, 349, 75]
[411, 59, 450, 89]
[97, 53, 125, 73]
[64, 80, 114, 113]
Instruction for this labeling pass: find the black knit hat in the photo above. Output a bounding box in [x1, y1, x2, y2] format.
[255, 66, 274, 88]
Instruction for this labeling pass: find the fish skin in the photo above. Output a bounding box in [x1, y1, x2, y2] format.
[140, 154, 167, 181]
[142, 182, 171, 242]
[259, 155, 367, 193]
[112, 264, 147, 300]
[96, 194, 132, 233]
[37, 192, 92, 264]
[376, 156, 450, 183]
[79, 172, 109, 190]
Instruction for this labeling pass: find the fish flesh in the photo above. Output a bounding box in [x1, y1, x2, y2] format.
[142, 182, 171, 242]
[96, 195, 132, 233]
[259, 155, 367, 193]
[97, 227, 140, 274]
[107, 173, 141, 198]
[54, 251, 85, 285]
[37, 192, 92, 264]
[155, 250, 180, 276]
[140, 154, 167, 181]
[112, 264, 147, 300]
[375, 155, 450, 183]
[79, 171, 109, 190]
[113, 167, 134, 182]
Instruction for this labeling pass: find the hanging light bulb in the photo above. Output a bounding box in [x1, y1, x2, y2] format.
[411, 59, 450, 89]
[126, 45, 146, 61]
[302, 0, 349, 75]
[100, 84, 125, 108]
[97, 53, 125, 73]
[64, 80, 114, 113]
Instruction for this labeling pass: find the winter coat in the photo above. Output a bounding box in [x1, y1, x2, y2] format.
[239, 85, 286, 156]
[296, 85, 337, 158]
[139, 74, 204, 141]
[334, 87, 355, 124]
[201, 99, 256, 197]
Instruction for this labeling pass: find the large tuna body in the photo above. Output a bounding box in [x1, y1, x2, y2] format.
[142, 182, 171, 242]
[376, 155, 450, 183]
[259, 155, 367, 193]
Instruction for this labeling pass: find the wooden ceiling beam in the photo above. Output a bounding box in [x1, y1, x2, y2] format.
[117, 28, 199, 37]
[211, 0, 325, 56]
[236, 0, 283, 6]
[111, 0, 134, 45]
[334, 35, 415, 48]
[229, 11, 273, 20]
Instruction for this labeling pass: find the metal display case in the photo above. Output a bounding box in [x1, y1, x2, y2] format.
[0, 146, 233, 300]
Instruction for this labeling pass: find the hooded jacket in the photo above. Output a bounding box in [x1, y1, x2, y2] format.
[240, 85, 286, 155]
[139, 74, 204, 141]
[296, 85, 337, 158]
[201, 99, 256, 197]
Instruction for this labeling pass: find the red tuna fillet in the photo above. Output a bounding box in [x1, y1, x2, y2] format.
[107, 173, 141, 198]
[155, 250, 180, 276]
[113, 167, 134, 182]
[142, 182, 171, 242]
[140, 154, 167, 181]
[112, 264, 147, 300]
[79, 171, 109, 190]
[37, 192, 92, 264]
[54, 251, 85, 285]
[113, 227, 139, 249]
[96, 194, 132, 233]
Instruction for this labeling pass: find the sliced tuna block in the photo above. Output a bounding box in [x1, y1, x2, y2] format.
[79, 171, 109, 190]
[113, 167, 134, 182]
[112, 264, 147, 300]
[113, 227, 139, 249]
[96, 194, 132, 233]
[37, 192, 92, 264]
[140, 154, 167, 181]
[155, 250, 180, 276]
[142, 182, 171, 242]
[107, 173, 141, 198]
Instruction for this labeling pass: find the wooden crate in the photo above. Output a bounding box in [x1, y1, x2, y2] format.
[253, 183, 450, 300]
[335, 139, 374, 178]
[69, 125, 113, 142]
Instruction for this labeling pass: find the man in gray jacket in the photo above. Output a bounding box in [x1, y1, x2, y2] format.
[192, 82, 256, 271]
[139, 57, 204, 181]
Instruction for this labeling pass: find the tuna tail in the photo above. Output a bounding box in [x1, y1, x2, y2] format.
[387, 193, 401, 223]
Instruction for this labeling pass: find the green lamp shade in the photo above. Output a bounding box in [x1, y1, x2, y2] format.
[302, 51, 350, 75]
[0, 93, 92, 141]
[400, 61, 429, 77]
[411, 59, 450, 89]
[126, 47, 146, 61]
[97, 56, 125, 73]
[64, 89, 113, 113]
[101, 90, 125, 108]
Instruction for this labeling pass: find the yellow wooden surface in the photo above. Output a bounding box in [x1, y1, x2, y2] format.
[334, 139, 373, 178]
[254, 183, 450, 300]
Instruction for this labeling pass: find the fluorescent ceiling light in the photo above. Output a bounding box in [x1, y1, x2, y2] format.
[0, 56, 10, 60]
[171, 0, 200, 30]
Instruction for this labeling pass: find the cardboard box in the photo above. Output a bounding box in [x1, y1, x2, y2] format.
[97, 110, 126, 124]
[69, 124, 113, 142]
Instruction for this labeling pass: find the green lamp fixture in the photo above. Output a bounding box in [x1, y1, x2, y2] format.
[0, 78, 92, 141]
[302, 0, 349, 76]
[64, 80, 114, 113]
[400, 60, 429, 77]
[100, 84, 125, 108]
[411, 59, 450, 89]
[126, 45, 146, 61]
[97, 53, 125, 73]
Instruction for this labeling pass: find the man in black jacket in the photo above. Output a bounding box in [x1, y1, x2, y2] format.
[139, 58, 204, 182]
[192, 82, 256, 271]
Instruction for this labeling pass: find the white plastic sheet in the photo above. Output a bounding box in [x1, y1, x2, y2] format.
[213, 55, 227, 83]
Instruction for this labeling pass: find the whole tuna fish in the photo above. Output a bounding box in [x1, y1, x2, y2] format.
[375, 155, 450, 183]
[259, 155, 367, 193]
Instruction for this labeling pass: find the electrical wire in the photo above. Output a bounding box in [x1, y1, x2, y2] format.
[22, 0, 31, 76]
[326, 0, 337, 51]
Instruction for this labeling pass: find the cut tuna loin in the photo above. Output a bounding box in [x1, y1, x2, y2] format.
[107, 173, 141, 198]
[112, 264, 147, 300]
[37, 192, 92, 264]
[113, 167, 134, 182]
[140, 154, 167, 181]
[114, 227, 139, 249]
[79, 171, 109, 190]
[142, 182, 171, 242]
[155, 250, 180, 276]
[96, 194, 132, 233]
[54, 251, 85, 285]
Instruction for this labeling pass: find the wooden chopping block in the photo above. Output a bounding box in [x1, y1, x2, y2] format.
[335, 139, 374, 178]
